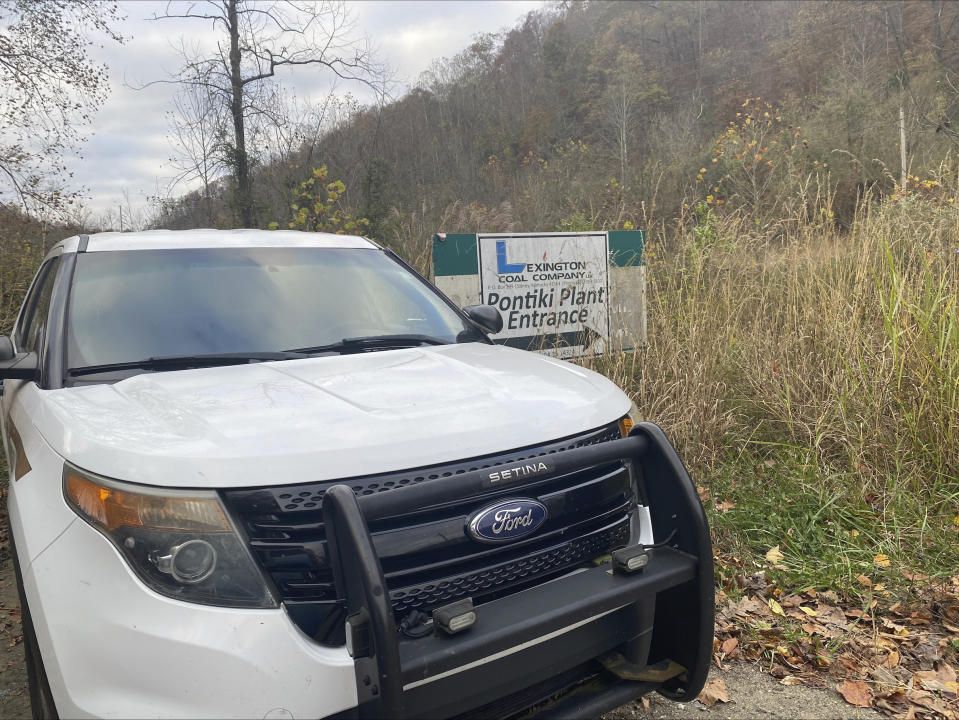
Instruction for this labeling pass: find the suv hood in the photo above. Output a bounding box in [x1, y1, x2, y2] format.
[36, 343, 630, 488]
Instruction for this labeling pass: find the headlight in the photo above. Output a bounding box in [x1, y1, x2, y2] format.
[64, 465, 276, 609]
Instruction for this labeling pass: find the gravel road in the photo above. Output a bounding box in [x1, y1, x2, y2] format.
[0, 548, 882, 720]
[605, 664, 883, 719]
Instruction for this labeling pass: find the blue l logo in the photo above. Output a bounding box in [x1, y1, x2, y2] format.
[496, 240, 526, 273]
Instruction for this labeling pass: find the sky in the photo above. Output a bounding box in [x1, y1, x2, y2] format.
[70, 0, 546, 224]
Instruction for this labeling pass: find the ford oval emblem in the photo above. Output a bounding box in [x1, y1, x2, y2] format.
[467, 499, 547, 544]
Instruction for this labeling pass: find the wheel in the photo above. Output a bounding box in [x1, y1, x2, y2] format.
[9, 530, 59, 720]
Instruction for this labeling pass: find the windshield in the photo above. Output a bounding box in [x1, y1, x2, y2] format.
[67, 247, 478, 370]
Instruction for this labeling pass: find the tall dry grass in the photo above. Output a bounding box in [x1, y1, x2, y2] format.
[389, 185, 957, 512]
[592, 194, 959, 510]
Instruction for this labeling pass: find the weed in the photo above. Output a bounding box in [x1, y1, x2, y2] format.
[582, 189, 959, 597]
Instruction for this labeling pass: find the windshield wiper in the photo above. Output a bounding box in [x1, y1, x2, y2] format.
[66, 351, 308, 377]
[288, 334, 451, 355]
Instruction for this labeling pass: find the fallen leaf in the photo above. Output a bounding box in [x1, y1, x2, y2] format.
[724, 596, 763, 618]
[855, 574, 873, 588]
[892, 705, 917, 720]
[740, 571, 768, 594]
[798, 605, 817, 616]
[765, 545, 785, 564]
[916, 667, 959, 694]
[883, 650, 901, 668]
[768, 598, 785, 616]
[868, 666, 899, 689]
[911, 692, 957, 718]
[715, 499, 735, 512]
[874, 553, 891, 567]
[876, 688, 908, 706]
[837, 680, 873, 708]
[939, 663, 957, 684]
[838, 654, 859, 672]
[883, 618, 907, 634]
[764, 663, 786, 679]
[721, 637, 739, 655]
[780, 675, 804, 686]
[698, 677, 731, 707]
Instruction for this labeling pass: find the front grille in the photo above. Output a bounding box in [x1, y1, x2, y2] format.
[221, 423, 632, 644]
[390, 519, 629, 614]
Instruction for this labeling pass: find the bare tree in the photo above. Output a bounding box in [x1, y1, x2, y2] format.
[151, 0, 384, 227]
[167, 78, 228, 225]
[0, 0, 123, 214]
[606, 73, 635, 186]
[595, 50, 664, 187]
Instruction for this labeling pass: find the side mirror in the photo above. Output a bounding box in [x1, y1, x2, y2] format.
[0, 337, 39, 381]
[462, 305, 504, 335]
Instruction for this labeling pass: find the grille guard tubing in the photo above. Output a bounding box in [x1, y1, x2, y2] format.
[322, 422, 714, 719]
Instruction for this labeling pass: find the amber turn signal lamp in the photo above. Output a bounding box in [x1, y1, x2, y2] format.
[64, 469, 230, 533]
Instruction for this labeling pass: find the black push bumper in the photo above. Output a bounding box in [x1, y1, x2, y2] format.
[322, 422, 713, 719]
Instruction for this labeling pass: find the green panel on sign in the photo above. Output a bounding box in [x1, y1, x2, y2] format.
[432, 234, 478, 276]
[608, 230, 645, 267]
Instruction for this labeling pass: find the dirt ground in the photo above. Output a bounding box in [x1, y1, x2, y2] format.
[605, 664, 884, 720]
[0, 538, 885, 720]
[0, 537, 30, 720]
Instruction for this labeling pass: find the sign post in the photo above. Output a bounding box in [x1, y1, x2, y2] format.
[432, 230, 645, 359]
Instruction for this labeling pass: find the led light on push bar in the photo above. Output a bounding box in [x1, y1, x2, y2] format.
[612, 545, 649, 574]
[432, 597, 476, 634]
[345, 609, 372, 658]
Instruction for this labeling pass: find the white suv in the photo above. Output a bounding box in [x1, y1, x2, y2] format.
[1, 230, 712, 719]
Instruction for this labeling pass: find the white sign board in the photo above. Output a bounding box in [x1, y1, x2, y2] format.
[477, 232, 610, 359]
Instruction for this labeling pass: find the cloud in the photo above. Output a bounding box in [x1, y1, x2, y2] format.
[354, 1, 544, 87]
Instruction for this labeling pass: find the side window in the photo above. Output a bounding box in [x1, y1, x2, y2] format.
[17, 257, 60, 354]
[13, 262, 49, 346]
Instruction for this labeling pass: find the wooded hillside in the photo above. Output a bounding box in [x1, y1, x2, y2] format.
[154, 0, 959, 249]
